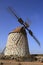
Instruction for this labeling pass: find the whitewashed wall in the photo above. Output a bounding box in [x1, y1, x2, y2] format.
[4, 28, 30, 57]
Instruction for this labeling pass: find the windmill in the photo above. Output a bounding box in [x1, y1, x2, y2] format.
[4, 7, 40, 60]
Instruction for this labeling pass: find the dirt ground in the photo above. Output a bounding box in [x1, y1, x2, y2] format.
[0, 60, 43, 65]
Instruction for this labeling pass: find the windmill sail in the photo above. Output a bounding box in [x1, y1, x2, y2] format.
[26, 29, 40, 46]
[8, 7, 40, 46]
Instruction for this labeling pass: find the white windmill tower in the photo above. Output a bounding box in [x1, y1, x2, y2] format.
[4, 26, 30, 57]
[4, 7, 40, 60]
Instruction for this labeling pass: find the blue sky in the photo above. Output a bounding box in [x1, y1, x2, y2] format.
[0, 0, 43, 54]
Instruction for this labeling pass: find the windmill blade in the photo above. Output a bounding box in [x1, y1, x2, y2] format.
[8, 7, 19, 19]
[26, 28, 40, 46]
[8, 7, 25, 25]
[8, 7, 30, 28]
[26, 18, 31, 27]
[32, 34, 40, 46]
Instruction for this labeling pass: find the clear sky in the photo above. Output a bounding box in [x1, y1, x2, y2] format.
[0, 0, 43, 54]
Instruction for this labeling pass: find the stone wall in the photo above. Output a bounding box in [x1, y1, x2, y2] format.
[4, 32, 29, 57]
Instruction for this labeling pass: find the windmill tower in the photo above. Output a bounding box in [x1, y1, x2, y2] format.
[4, 27, 30, 57]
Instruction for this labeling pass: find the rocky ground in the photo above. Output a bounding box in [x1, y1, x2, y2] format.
[0, 54, 43, 65]
[0, 60, 43, 65]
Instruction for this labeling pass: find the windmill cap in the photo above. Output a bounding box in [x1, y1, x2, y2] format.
[9, 27, 27, 35]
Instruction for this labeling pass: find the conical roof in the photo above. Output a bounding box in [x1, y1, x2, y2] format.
[9, 27, 27, 35]
[12, 27, 23, 33]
